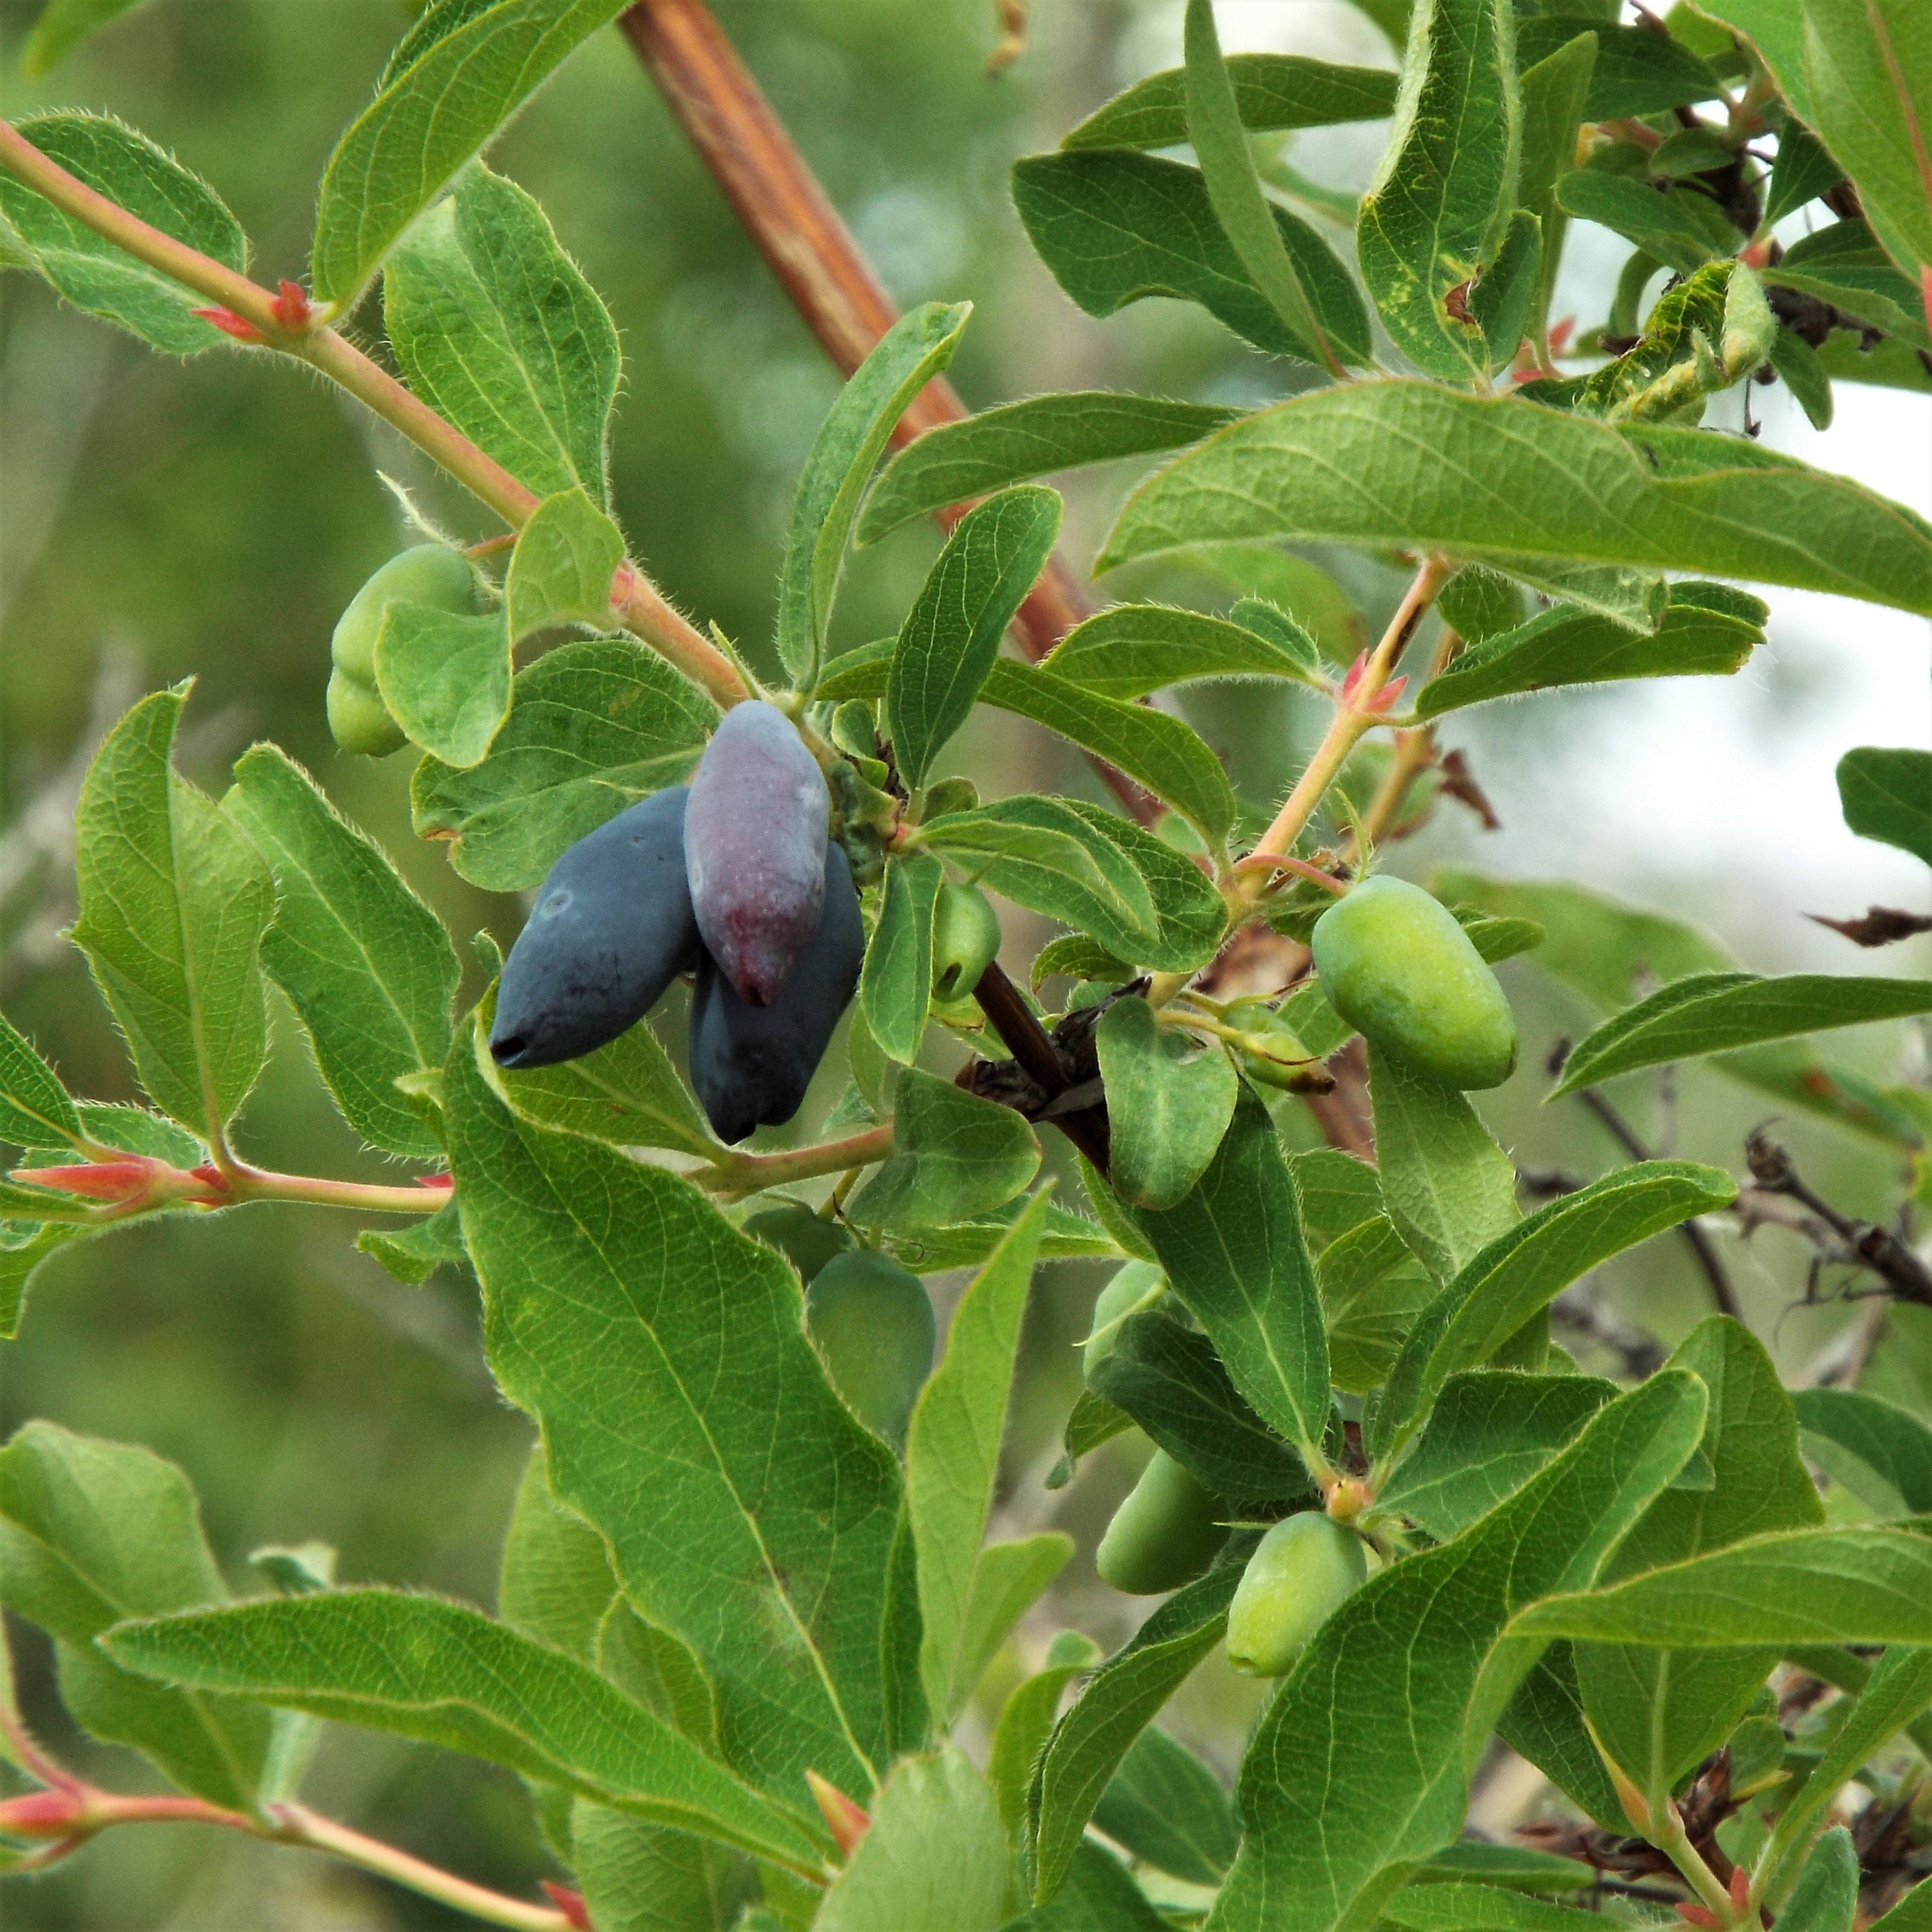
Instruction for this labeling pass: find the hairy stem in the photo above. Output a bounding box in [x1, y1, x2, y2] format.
[699, 1123, 896, 1198]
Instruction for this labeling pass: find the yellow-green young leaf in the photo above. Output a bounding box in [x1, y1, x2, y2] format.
[505, 488, 624, 639]
[20, 0, 158, 75]
[0, 1422, 271, 1808]
[1801, 0, 1932, 287]
[100, 1590, 820, 1872]
[226, 745, 458, 1159]
[947, 1534, 1074, 1725]
[1064, 53, 1397, 151]
[816, 1750, 1008, 1932]
[847, 1069, 1042, 1233]
[1551, 971, 1932, 1095]
[861, 854, 943, 1066]
[979, 658, 1237, 846]
[1101, 383, 1932, 617]
[1096, 996, 1239, 1211]
[908, 1193, 1052, 1723]
[70, 686, 272, 1139]
[412, 638, 716, 891]
[1792, 1387, 1932, 1517]
[1010, 151, 1372, 368]
[311, 0, 630, 308]
[1092, 1726, 1238, 1888]
[0, 113, 246, 355]
[888, 485, 1062, 790]
[1213, 1373, 1707, 1932]
[375, 600, 513, 770]
[1357, 0, 1522, 380]
[1030, 1546, 1256, 1904]
[1576, 1317, 1823, 1806]
[1046, 603, 1320, 702]
[858, 393, 1237, 546]
[442, 1031, 919, 1801]
[1839, 747, 1932, 867]
[384, 166, 621, 505]
[1135, 1089, 1329, 1468]
[777, 302, 970, 682]
[0, 1010, 83, 1152]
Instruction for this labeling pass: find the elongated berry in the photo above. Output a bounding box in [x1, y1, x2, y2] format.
[1095, 1450, 1228, 1595]
[931, 883, 1002, 1002]
[1225, 1511, 1367, 1676]
[684, 701, 831, 1005]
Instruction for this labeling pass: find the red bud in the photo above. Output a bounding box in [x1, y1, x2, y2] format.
[10, 1159, 157, 1202]
[540, 1881, 592, 1929]
[270, 279, 312, 329]
[192, 306, 267, 345]
[1678, 1908, 1722, 1929]
[1340, 650, 1369, 701]
[806, 1769, 871, 1859]
[0, 1786, 88, 1838]
[415, 1173, 455, 1190]
[189, 1164, 232, 1193]
[1729, 1867, 1751, 1911]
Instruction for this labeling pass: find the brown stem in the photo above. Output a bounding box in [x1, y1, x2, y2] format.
[972, 962, 1112, 1172]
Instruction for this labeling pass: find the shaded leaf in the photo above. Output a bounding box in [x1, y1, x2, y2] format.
[949, 1534, 1074, 1728]
[1555, 170, 1741, 275]
[1515, 16, 1719, 117]
[1095, 996, 1239, 1211]
[848, 1069, 1041, 1233]
[1838, 747, 1932, 867]
[21, 0, 158, 75]
[1092, 1725, 1237, 1887]
[1063, 54, 1398, 151]
[1792, 1386, 1932, 1517]
[1046, 603, 1319, 701]
[861, 854, 944, 1066]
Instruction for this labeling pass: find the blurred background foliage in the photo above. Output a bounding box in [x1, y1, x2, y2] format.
[0, 0, 1925, 1921]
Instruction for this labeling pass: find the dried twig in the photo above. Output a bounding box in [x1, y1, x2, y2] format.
[1745, 1127, 1932, 1309]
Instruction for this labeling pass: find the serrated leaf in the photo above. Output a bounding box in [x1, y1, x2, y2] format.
[311, 0, 630, 308]
[889, 485, 1062, 789]
[0, 113, 247, 355]
[0, 1421, 271, 1807]
[1101, 381, 1932, 615]
[505, 488, 624, 637]
[374, 600, 512, 769]
[1064, 54, 1398, 151]
[847, 1069, 1041, 1233]
[1552, 971, 1932, 1095]
[859, 394, 1239, 547]
[1092, 1725, 1237, 1887]
[384, 166, 620, 504]
[443, 1030, 918, 1801]
[227, 745, 458, 1159]
[1839, 746, 1932, 867]
[1792, 1387, 1932, 1517]
[102, 1590, 819, 1870]
[861, 854, 942, 1067]
[412, 638, 716, 890]
[1358, 0, 1521, 380]
[0, 1011, 83, 1152]
[1134, 1089, 1329, 1468]
[909, 1194, 1051, 1724]
[1011, 151, 1372, 368]
[1088, 1309, 1312, 1502]
[1095, 996, 1238, 1211]
[1515, 16, 1719, 117]
[778, 301, 970, 681]
[1031, 1545, 1254, 1904]
[70, 687, 271, 1139]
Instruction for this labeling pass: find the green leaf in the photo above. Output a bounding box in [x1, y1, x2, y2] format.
[1497, 1642, 1626, 1829]
[572, 1803, 752, 1932]
[1380, 1884, 1607, 1932]
[1319, 1217, 1437, 1393]
[505, 488, 624, 637]
[1769, 325, 1835, 431]
[861, 855, 944, 1066]
[1781, 1829, 1859, 1932]
[1767, 221, 1930, 351]
[383, 166, 620, 504]
[1367, 1045, 1518, 1288]
[1164, 545, 1369, 660]
[1185, 0, 1352, 377]
[858, 394, 1239, 546]
[1418, 582, 1763, 716]
[908, 1193, 1051, 1725]
[20, 0, 157, 75]
[498, 1450, 618, 1663]
[0, 1224, 82, 1341]
[226, 745, 458, 1159]
[1134, 1089, 1329, 1470]
[989, 1632, 1101, 1837]
[1100, 382, 1932, 617]
[0, 113, 247, 355]
[778, 302, 971, 681]
[0, 1011, 83, 1152]
[1816, 326, 1932, 392]
[1555, 169, 1740, 275]
[847, 1069, 1041, 1233]
[1801, 0, 1932, 288]
[1792, 1387, 1932, 1517]
[1767, 121, 1846, 225]
[70, 686, 272, 1139]
[1046, 1387, 1135, 1492]
[1470, 210, 1543, 367]
[1092, 1725, 1237, 1887]
[0, 1421, 270, 1808]
[311, 0, 630, 308]
[1575, 1318, 1823, 1803]
[886, 1207, 1123, 1276]
[443, 1031, 916, 1801]
[103, 1590, 819, 1870]
[815, 1749, 1007, 1932]
[1838, 747, 1932, 867]
[948, 1534, 1075, 1725]
[412, 638, 716, 891]
[356, 1199, 464, 1283]
[1358, 0, 1522, 380]
[1412, 1845, 1600, 1893]
[888, 485, 1062, 789]
[1045, 605, 1319, 702]
[1030, 1547, 1254, 1904]
[1552, 971, 1932, 1095]
[1378, 1372, 1618, 1542]
[1213, 1373, 1707, 1932]
[1088, 1309, 1313, 1502]
[1064, 54, 1398, 151]
[1517, 35, 1596, 350]
[374, 599, 512, 769]
[1094, 996, 1239, 1210]
[1515, 17, 1719, 117]
[1010, 151, 1372, 368]
[1289, 1147, 1386, 1245]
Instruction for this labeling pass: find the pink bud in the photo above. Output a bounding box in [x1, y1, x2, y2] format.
[192, 306, 266, 345]
[540, 1881, 592, 1928]
[10, 1159, 157, 1202]
[270, 279, 311, 329]
[806, 1769, 871, 1859]
[0, 1786, 87, 1838]
[414, 1173, 455, 1191]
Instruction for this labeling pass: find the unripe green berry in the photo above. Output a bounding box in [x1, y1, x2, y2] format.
[1081, 1260, 1166, 1386]
[326, 669, 407, 757]
[1225, 1512, 1367, 1676]
[1309, 876, 1517, 1090]
[745, 1203, 853, 1285]
[805, 1249, 935, 1450]
[1095, 1450, 1228, 1595]
[328, 545, 485, 756]
[931, 883, 1002, 1003]
[1222, 998, 1319, 1092]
